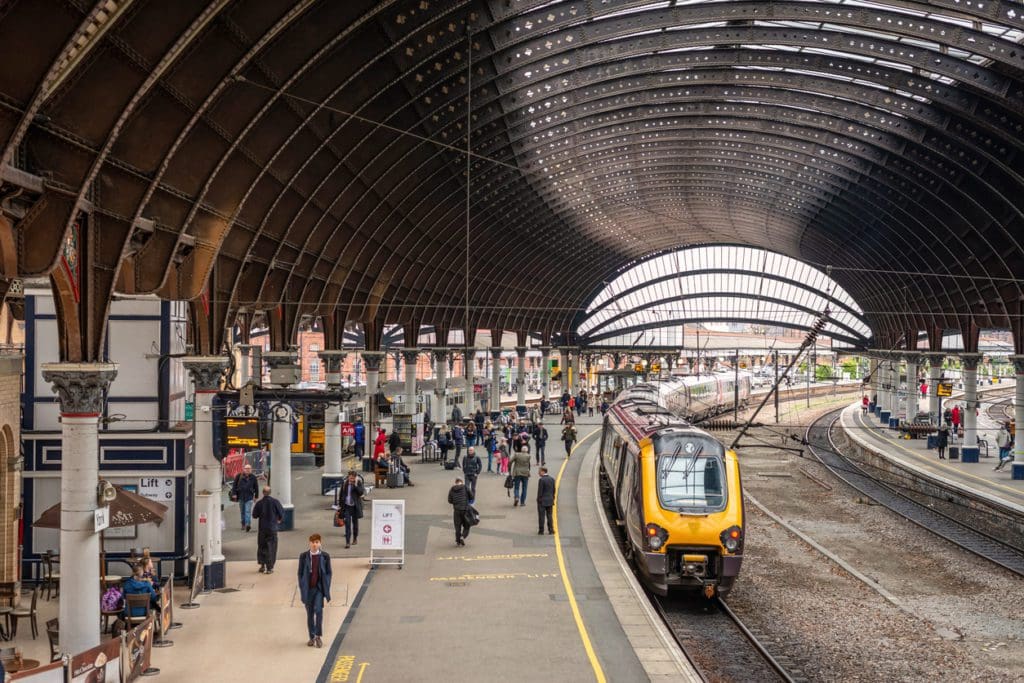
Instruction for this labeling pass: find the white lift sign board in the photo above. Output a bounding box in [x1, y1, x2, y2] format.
[370, 500, 405, 568]
[139, 477, 175, 503]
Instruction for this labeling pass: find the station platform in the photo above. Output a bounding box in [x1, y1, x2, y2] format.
[840, 389, 1024, 515]
[154, 415, 696, 682]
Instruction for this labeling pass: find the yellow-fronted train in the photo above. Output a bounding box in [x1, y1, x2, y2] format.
[600, 383, 744, 597]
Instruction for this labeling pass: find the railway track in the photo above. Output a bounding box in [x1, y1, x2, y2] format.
[985, 393, 1014, 423]
[807, 410, 1024, 577]
[651, 594, 799, 683]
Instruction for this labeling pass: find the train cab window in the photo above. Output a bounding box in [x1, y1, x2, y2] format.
[653, 435, 727, 514]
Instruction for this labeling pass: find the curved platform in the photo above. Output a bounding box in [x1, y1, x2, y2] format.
[840, 397, 1024, 515]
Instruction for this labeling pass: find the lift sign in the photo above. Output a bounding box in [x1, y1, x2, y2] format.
[936, 382, 953, 397]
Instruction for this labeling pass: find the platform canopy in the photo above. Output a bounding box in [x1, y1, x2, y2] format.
[1, 0, 1024, 359]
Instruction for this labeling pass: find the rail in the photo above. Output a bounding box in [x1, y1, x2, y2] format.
[807, 411, 1024, 577]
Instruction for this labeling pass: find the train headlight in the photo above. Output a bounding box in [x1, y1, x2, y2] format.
[719, 526, 743, 553]
[645, 523, 668, 551]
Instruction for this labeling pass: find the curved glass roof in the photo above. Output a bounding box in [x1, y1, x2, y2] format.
[577, 245, 872, 346]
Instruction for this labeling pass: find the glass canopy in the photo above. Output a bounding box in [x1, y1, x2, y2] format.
[577, 245, 872, 346]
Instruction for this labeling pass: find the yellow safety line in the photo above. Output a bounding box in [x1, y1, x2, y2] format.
[356, 662, 369, 683]
[853, 409, 1024, 501]
[554, 427, 606, 683]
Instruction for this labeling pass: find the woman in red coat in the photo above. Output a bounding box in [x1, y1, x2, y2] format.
[372, 428, 387, 459]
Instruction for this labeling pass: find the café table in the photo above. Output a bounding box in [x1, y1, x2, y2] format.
[4, 657, 41, 673]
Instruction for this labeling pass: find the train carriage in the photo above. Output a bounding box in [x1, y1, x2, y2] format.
[600, 385, 745, 596]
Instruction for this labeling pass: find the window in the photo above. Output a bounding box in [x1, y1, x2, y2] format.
[309, 361, 320, 382]
[310, 343, 320, 352]
[654, 435, 727, 514]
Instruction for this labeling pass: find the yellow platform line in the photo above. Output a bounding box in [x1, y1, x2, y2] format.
[554, 427, 606, 683]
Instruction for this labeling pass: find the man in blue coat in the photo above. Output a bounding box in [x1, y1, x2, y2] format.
[297, 534, 332, 648]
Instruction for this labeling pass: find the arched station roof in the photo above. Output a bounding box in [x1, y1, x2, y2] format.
[2, 1, 1024, 357]
[577, 244, 871, 346]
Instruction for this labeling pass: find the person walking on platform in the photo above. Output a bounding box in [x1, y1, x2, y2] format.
[334, 471, 364, 548]
[252, 485, 284, 574]
[230, 463, 259, 532]
[354, 419, 365, 460]
[562, 423, 577, 458]
[536, 467, 556, 535]
[936, 424, 949, 460]
[297, 534, 332, 648]
[448, 478, 473, 546]
[533, 423, 549, 466]
[388, 428, 401, 454]
[995, 423, 1013, 470]
[498, 438, 511, 475]
[452, 423, 465, 467]
[510, 446, 531, 507]
[464, 447, 482, 502]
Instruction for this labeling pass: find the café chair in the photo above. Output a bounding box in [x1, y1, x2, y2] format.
[123, 594, 152, 627]
[45, 619, 59, 662]
[8, 587, 39, 639]
[41, 552, 60, 600]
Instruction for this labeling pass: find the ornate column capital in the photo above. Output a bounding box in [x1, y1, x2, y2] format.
[318, 350, 347, 385]
[1009, 354, 1024, 375]
[401, 348, 420, 364]
[538, 345, 552, 356]
[41, 362, 118, 415]
[264, 350, 298, 368]
[182, 356, 229, 392]
[430, 347, 449, 363]
[514, 346, 528, 357]
[462, 347, 475, 359]
[960, 352, 983, 371]
[360, 350, 385, 372]
[489, 347, 503, 360]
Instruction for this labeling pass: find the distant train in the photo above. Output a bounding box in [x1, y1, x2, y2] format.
[600, 383, 745, 597]
[660, 372, 753, 421]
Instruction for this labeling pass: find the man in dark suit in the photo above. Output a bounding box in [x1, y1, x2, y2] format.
[252, 485, 284, 574]
[533, 424, 549, 466]
[297, 534, 332, 648]
[334, 471, 364, 548]
[536, 467, 556, 535]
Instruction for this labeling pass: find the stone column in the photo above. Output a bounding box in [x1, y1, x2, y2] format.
[180, 357, 229, 587]
[319, 351, 347, 495]
[362, 351, 384, 456]
[539, 346, 552, 404]
[961, 353, 982, 461]
[251, 344, 263, 386]
[928, 356, 943, 422]
[905, 356, 918, 421]
[402, 349, 419, 415]
[41, 363, 117, 656]
[433, 348, 448, 423]
[489, 347, 502, 418]
[265, 351, 298, 530]
[1011, 356, 1024, 472]
[236, 344, 252, 385]
[515, 346, 528, 414]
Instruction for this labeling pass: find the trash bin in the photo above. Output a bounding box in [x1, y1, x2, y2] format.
[926, 435, 937, 450]
[949, 446, 959, 460]
[1012, 463, 1024, 480]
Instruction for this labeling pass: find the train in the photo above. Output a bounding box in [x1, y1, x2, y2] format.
[661, 371, 753, 421]
[600, 383, 745, 597]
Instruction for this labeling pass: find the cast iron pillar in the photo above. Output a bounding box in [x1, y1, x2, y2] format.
[1010, 356, 1024, 477]
[265, 351, 298, 530]
[41, 362, 117, 655]
[961, 353, 982, 461]
[463, 348, 475, 415]
[181, 356, 228, 588]
[361, 351, 385, 456]
[432, 348, 448, 423]
[538, 346, 552, 404]
[319, 350, 347, 495]
[402, 349, 420, 416]
[928, 354, 943, 422]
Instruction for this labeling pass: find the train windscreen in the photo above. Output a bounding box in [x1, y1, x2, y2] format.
[652, 434, 727, 514]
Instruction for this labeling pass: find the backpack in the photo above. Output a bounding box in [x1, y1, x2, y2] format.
[101, 585, 123, 612]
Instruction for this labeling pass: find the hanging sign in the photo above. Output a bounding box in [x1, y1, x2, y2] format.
[937, 382, 953, 397]
[340, 422, 355, 437]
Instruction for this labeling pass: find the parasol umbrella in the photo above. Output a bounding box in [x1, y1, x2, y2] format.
[33, 485, 168, 530]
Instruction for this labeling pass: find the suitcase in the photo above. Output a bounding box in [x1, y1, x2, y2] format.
[387, 471, 405, 488]
[444, 461, 457, 471]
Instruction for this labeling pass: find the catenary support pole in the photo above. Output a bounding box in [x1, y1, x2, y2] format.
[42, 363, 117, 656]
